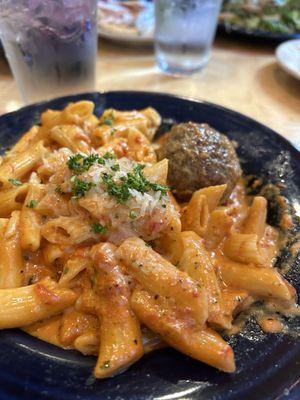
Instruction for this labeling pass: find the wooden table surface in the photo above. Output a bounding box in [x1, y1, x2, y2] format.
[0, 36, 299, 149]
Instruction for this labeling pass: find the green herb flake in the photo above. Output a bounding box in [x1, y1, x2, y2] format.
[91, 222, 108, 234]
[101, 360, 111, 369]
[102, 111, 115, 127]
[55, 185, 62, 194]
[63, 267, 69, 275]
[26, 200, 38, 209]
[102, 164, 169, 204]
[129, 210, 137, 219]
[67, 152, 116, 174]
[71, 176, 95, 199]
[8, 178, 22, 186]
[111, 163, 120, 172]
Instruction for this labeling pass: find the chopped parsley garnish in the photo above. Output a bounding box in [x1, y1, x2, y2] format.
[91, 223, 108, 234]
[67, 152, 116, 174]
[103, 152, 116, 161]
[55, 185, 62, 194]
[102, 164, 169, 204]
[71, 176, 95, 199]
[26, 200, 38, 208]
[63, 267, 69, 275]
[111, 163, 120, 172]
[102, 111, 115, 126]
[129, 210, 137, 219]
[8, 178, 22, 186]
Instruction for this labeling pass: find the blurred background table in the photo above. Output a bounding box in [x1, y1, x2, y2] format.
[0, 36, 299, 149]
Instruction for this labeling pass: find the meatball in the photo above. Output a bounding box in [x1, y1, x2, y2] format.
[157, 122, 242, 201]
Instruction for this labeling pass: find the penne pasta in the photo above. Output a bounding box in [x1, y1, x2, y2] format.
[0, 277, 77, 329]
[59, 255, 92, 287]
[91, 243, 143, 378]
[143, 158, 168, 185]
[20, 179, 45, 251]
[243, 196, 267, 239]
[181, 192, 209, 237]
[223, 232, 266, 265]
[59, 309, 99, 347]
[0, 140, 47, 188]
[0, 183, 29, 217]
[205, 208, 233, 249]
[50, 125, 91, 153]
[0, 211, 23, 288]
[179, 231, 224, 327]
[196, 184, 227, 211]
[41, 216, 98, 245]
[131, 287, 235, 373]
[117, 237, 208, 326]
[219, 261, 296, 303]
[74, 332, 99, 356]
[22, 315, 63, 348]
[7, 126, 40, 156]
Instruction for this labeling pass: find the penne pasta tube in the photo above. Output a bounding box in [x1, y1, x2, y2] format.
[92, 243, 143, 378]
[0, 183, 29, 217]
[62, 101, 95, 126]
[41, 109, 64, 129]
[59, 309, 99, 347]
[196, 184, 227, 211]
[243, 196, 267, 239]
[218, 289, 252, 329]
[20, 181, 45, 251]
[7, 126, 40, 156]
[50, 124, 90, 153]
[22, 315, 63, 348]
[59, 256, 92, 287]
[219, 261, 296, 303]
[0, 277, 77, 329]
[179, 231, 223, 326]
[0, 211, 23, 289]
[131, 287, 235, 373]
[74, 332, 99, 356]
[143, 158, 168, 185]
[223, 232, 266, 265]
[0, 140, 47, 188]
[205, 208, 233, 249]
[116, 237, 208, 326]
[154, 211, 183, 265]
[41, 216, 98, 245]
[181, 192, 209, 237]
[42, 243, 64, 264]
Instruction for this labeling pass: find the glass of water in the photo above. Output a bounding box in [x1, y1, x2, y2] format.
[155, 0, 222, 75]
[0, 0, 98, 104]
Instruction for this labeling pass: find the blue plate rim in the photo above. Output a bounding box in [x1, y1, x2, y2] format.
[1, 90, 299, 157]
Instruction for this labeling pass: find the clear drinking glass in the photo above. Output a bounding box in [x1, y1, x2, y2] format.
[155, 0, 222, 75]
[0, 0, 98, 104]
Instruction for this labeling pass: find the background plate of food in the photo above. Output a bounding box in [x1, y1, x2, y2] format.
[219, 0, 300, 42]
[98, 0, 154, 44]
[0, 91, 299, 399]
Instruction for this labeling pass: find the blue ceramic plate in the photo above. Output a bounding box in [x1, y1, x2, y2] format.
[0, 91, 299, 400]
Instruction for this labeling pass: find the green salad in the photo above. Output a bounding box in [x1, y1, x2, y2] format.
[220, 0, 300, 34]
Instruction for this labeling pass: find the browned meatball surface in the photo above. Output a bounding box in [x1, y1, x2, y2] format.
[157, 122, 242, 201]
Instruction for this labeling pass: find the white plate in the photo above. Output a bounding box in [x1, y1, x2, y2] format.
[98, 0, 154, 45]
[276, 39, 300, 80]
[99, 23, 153, 45]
